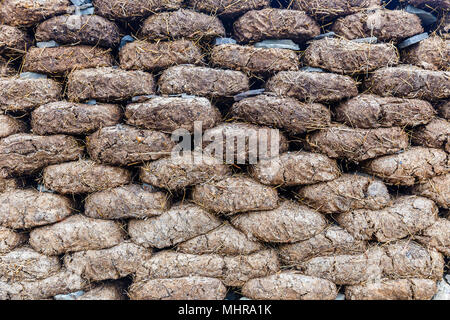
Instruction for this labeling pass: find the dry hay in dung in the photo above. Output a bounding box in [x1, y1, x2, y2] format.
[92, 0, 183, 20]
[188, 0, 270, 17]
[0, 226, 26, 254]
[0, 24, 31, 56]
[0, 115, 26, 139]
[401, 36, 450, 71]
[411, 118, 450, 153]
[412, 173, 450, 209]
[292, 0, 381, 20]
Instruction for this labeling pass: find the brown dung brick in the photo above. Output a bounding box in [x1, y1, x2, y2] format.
[0, 134, 83, 178]
[188, 0, 270, 17]
[29, 215, 125, 255]
[0, 24, 31, 55]
[306, 125, 409, 162]
[266, 70, 358, 103]
[0, 227, 26, 254]
[335, 94, 436, 129]
[159, 65, 249, 98]
[437, 100, 450, 120]
[402, 36, 450, 71]
[412, 174, 449, 209]
[43, 160, 132, 194]
[0, 57, 15, 76]
[231, 200, 328, 243]
[250, 151, 340, 186]
[85, 184, 170, 220]
[191, 176, 279, 215]
[76, 283, 125, 300]
[140, 9, 225, 41]
[364, 147, 449, 186]
[67, 67, 155, 102]
[292, 0, 381, 20]
[0, 115, 26, 139]
[412, 118, 450, 153]
[92, 0, 183, 20]
[415, 218, 450, 256]
[0, 178, 18, 193]
[128, 203, 222, 249]
[297, 173, 391, 214]
[119, 40, 203, 72]
[23, 46, 113, 75]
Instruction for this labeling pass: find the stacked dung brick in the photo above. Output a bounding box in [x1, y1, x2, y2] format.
[0, 0, 449, 301]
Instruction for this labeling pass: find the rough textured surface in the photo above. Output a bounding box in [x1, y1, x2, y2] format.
[402, 36, 449, 71]
[365, 147, 449, 186]
[125, 96, 221, 133]
[250, 151, 340, 186]
[233, 9, 320, 43]
[140, 152, 231, 191]
[437, 100, 450, 120]
[129, 277, 227, 300]
[159, 65, 249, 98]
[23, 46, 113, 75]
[0, 57, 15, 76]
[0, 134, 82, 178]
[93, 0, 183, 20]
[36, 14, 120, 48]
[87, 125, 174, 166]
[306, 125, 409, 162]
[266, 71, 358, 102]
[192, 176, 279, 215]
[67, 67, 155, 102]
[403, 0, 450, 10]
[231, 94, 331, 135]
[304, 38, 399, 74]
[0, 178, 18, 193]
[188, 0, 270, 17]
[31, 102, 121, 136]
[129, 203, 222, 248]
[0, 227, 26, 254]
[415, 218, 450, 256]
[0, 115, 26, 139]
[0, 24, 31, 55]
[231, 200, 328, 243]
[29, 215, 125, 255]
[292, 0, 381, 20]
[85, 184, 170, 220]
[43, 160, 132, 194]
[76, 283, 124, 300]
[412, 174, 449, 209]
[412, 118, 450, 153]
[365, 66, 450, 101]
[298, 173, 391, 214]
[242, 272, 338, 300]
[335, 94, 436, 129]
[140, 9, 225, 41]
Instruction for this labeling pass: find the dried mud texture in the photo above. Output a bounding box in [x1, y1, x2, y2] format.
[415, 218, 450, 256]
[250, 151, 340, 187]
[0, 78, 61, 112]
[43, 160, 132, 194]
[140, 9, 225, 41]
[67, 67, 155, 102]
[412, 118, 450, 153]
[177, 223, 264, 256]
[231, 94, 331, 136]
[402, 36, 450, 71]
[125, 96, 221, 133]
[278, 226, 367, 265]
[140, 152, 231, 191]
[0, 0, 70, 27]
[191, 176, 279, 215]
[365, 66, 450, 101]
[233, 9, 320, 43]
[0, 57, 14, 76]
[211, 44, 299, 75]
[76, 283, 124, 300]
[36, 15, 120, 48]
[0, 24, 31, 55]
[64, 241, 152, 281]
[332, 9, 424, 42]
[0, 115, 26, 139]
[136, 250, 280, 287]
[0, 134, 82, 178]
[231, 200, 328, 243]
[345, 278, 437, 300]
[0, 246, 61, 282]
[31, 102, 121, 136]
[437, 100, 450, 120]
[365, 147, 450, 186]
[337, 196, 438, 242]
[29, 215, 125, 256]
[188, 0, 270, 17]
[92, 0, 183, 20]
[87, 125, 174, 166]
[129, 277, 227, 300]
[0, 227, 26, 254]
[304, 38, 399, 74]
[266, 71, 358, 103]
[298, 173, 391, 214]
[128, 203, 222, 249]
[159, 65, 249, 98]
[85, 184, 170, 220]
[23, 46, 113, 75]
[306, 126, 409, 162]
[412, 174, 450, 209]
[0, 189, 73, 230]
[0, 269, 87, 300]
[292, 0, 381, 20]
[202, 122, 289, 163]
[0, 178, 18, 193]
[335, 94, 436, 129]
[242, 272, 338, 300]
[119, 40, 203, 72]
